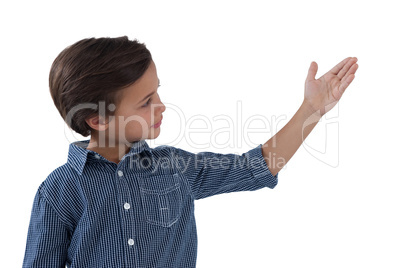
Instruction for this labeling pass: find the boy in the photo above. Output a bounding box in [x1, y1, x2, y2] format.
[22, 36, 358, 267]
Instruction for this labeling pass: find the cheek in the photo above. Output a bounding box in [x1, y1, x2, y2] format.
[124, 111, 152, 128]
[140, 110, 152, 123]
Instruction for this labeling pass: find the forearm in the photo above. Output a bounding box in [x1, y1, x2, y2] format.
[262, 100, 322, 177]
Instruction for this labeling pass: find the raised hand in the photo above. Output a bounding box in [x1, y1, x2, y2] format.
[303, 57, 359, 116]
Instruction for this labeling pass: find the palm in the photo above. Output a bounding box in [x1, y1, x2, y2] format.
[304, 57, 359, 116]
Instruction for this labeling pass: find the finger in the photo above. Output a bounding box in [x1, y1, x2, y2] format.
[337, 57, 358, 80]
[329, 57, 352, 76]
[340, 63, 359, 84]
[306, 61, 318, 82]
[339, 73, 355, 95]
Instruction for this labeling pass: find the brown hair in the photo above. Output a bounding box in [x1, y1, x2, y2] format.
[49, 36, 152, 137]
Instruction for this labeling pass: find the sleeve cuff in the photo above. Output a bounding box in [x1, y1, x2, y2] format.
[245, 144, 278, 189]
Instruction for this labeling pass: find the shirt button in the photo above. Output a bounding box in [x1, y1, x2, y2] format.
[118, 170, 124, 177]
[128, 239, 134, 246]
[94, 154, 100, 159]
[124, 203, 131, 210]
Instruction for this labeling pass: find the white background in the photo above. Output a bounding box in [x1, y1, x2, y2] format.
[1, 0, 401, 267]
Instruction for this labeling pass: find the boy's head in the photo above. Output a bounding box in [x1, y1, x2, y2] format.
[49, 36, 165, 146]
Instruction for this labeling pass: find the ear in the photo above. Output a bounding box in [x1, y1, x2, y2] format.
[85, 115, 109, 132]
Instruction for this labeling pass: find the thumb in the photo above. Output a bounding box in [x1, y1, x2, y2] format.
[306, 61, 318, 82]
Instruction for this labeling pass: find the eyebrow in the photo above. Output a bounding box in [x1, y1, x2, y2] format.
[138, 78, 160, 104]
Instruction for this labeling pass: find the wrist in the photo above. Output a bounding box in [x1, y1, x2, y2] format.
[301, 99, 323, 119]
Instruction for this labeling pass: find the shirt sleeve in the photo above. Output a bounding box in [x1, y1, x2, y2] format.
[22, 186, 70, 268]
[171, 144, 279, 200]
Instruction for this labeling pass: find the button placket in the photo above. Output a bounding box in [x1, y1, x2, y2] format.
[115, 167, 136, 252]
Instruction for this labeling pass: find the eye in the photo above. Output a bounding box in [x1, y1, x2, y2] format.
[142, 98, 152, 107]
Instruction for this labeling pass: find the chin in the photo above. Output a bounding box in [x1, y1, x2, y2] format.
[148, 129, 161, 139]
[149, 133, 161, 139]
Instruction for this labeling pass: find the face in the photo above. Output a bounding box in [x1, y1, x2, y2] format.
[104, 60, 166, 144]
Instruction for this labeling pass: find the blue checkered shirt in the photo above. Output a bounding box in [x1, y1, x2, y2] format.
[23, 139, 278, 267]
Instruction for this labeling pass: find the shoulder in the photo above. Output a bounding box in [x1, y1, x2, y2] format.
[149, 144, 199, 163]
[148, 144, 177, 158]
[151, 144, 174, 152]
[40, 163, 81, 196]
[151, 144, 192, 155]
[38, 163, 84, 228]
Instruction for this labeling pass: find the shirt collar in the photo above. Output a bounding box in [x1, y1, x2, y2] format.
[67, 139, 151, 175]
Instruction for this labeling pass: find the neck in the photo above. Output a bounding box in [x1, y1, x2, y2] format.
[86, 134, 133, 164]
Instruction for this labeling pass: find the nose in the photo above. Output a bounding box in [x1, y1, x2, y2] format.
[158, 100, 166, 113]
[155, 94, 166, 114]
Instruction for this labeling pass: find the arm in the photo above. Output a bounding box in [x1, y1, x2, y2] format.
[262, 57, 359, 176]
[22, 188, 70, 268]
[172, 144, 278, 200]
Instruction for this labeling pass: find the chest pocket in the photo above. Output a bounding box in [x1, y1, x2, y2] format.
[138, 173, 183, 228]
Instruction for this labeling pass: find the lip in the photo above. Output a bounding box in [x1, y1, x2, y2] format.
[152, 115, 163, 128]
